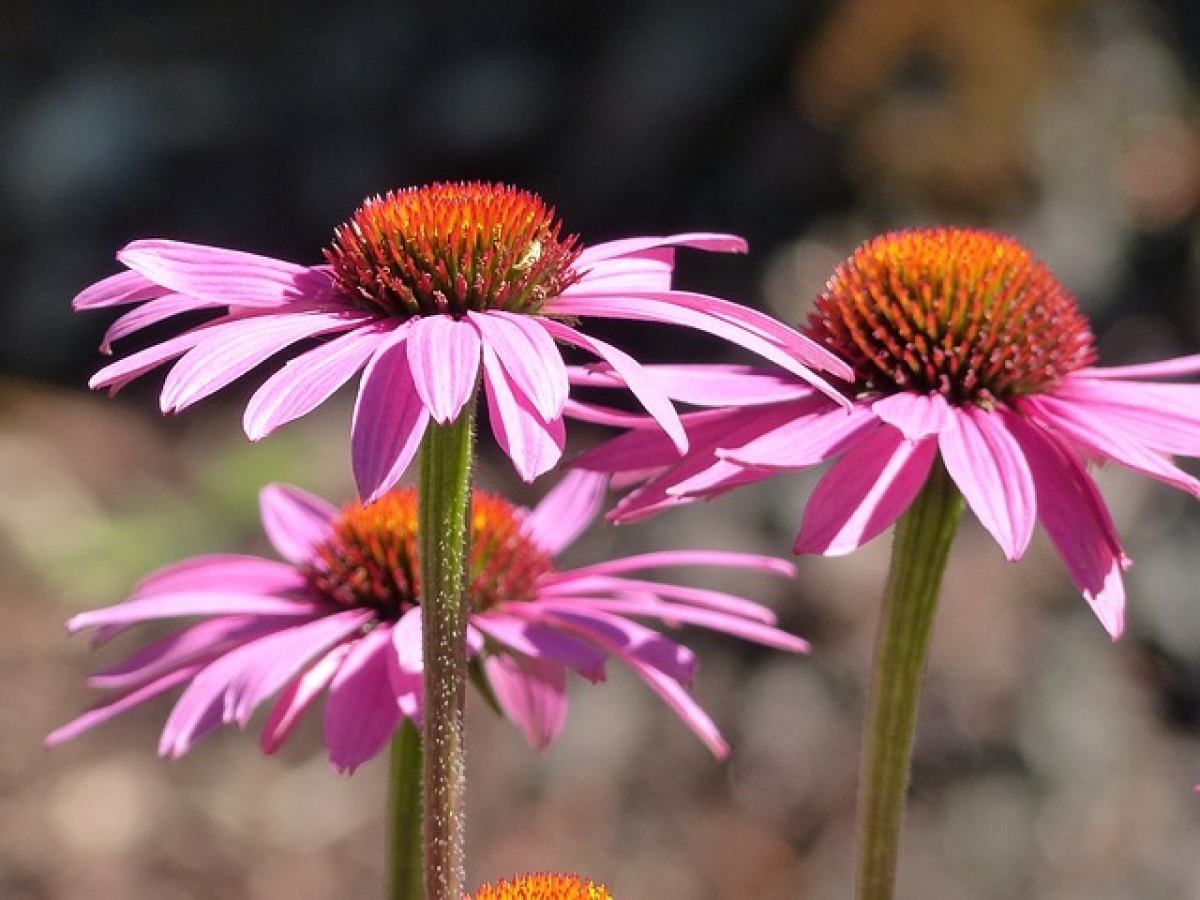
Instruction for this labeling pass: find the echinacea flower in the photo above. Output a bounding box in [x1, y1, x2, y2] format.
[47, 471, 804, 770]
[472, 873, 612, 900]
[75, 182, 850, 501]
[572, 227, 1200, 638]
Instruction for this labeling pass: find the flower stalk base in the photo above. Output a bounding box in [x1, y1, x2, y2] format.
[856, 462, 963, 900]
[386, 720, 423, 900]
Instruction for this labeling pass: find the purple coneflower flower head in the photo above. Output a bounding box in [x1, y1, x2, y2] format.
[47, 471, 805, 771]
[573, 227, 1200, 639]
[75, 182, 849, 501]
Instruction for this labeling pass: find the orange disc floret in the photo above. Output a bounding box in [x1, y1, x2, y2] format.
[470, 873, 614, 900]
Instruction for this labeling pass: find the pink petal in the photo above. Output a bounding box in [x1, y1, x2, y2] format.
[117, 240, 337, 308]
[544, 569, 785, 623]
[261, 644, 349, 754]
[472, 615, 607, 680]
[160, 311, 362, 413]
[243, 323, 391, 440]
[258, 483, 337, 566]
[1047, 377, 1200, 455]
[571, 246, 678, 292]
[1075, 354, 1200, 380]
[352, 335, 432, 503]
[572, 233, 747, 268]
[541, 318, 686, 452]
[469, 311, 568, 422]
[482, 343, 565, 482]
[128, 555, 304, 603]
[324, 626, 402, 773]
[796, 426, 937, 555]
[719, 399, 875, 469]
[407, 316, 482, 424]
[391, 607, 424, 673]
[88, 317, 237, 394]
[530, 608, 697, 685]
[68, 594, 323, 633]
[100, 293, 223, 351]
[582, 363, 815, 407]
[520, 469, 607, 555]
[938, 406, 1036, 561]
[73, 269, 165, 310]
[871, 392, 956, 441]
[483, 654, 568, 750]
[1005, 416, 1129, 637]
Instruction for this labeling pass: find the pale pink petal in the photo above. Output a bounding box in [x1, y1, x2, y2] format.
[871, 392, 957, 441]
[261, 644, 350, 754]
[482, 343, 565, 482]
[580, 363, 815, 407]
[472, 615, 607, 680]
[258, 483, 337, 566]
[1074, 354, 1200, 379]
[1046, 378, 1200, 455]
[541, 318, 686, 452]
[529, 608, 697, 685]
[796, 428, 938, 555]
[407, 316, 482, 424]
[543, 571, 783, 623]
[45, 664, 204, 748]
[117, 240, 337, 308]
[101, 293, 223, 351]
[939, 406, 1036, 561]
[73, 269, 164, 310]
[243, 323, 392, 439]
[88, 318, 235, 393]
[391, 607, 424, 673]
[483, 654, 568, 750]
[324, 625, 402, 773]
[520, 469, 607, 555]
[570, 233, 747, 268]
[68, 594, 323, 633]
[128, 555, 304, 603]
[571, 246, 677, 292]
[352, 336, 432, 503]
[1005, 416, 1129, 637]
[720, 400, 876, 469]
[160, 311, 363, 413]
[470, 311, 568, 421]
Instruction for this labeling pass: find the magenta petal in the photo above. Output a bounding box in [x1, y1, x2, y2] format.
[160, 311, 360, 413]
[605, 363, 813, 407]
[244, 324, 389, 440]
[572, 246, 677, 292]
[483, 654, 568, 750]
[101, 293, 223, 351]
[482, 343, 565, 482]
[472, 615, 607, 680]
[1047, 378, 1200, 456]
[720, 400, 875, 469]
[352, 335, 431, 502]
[572, 233, 747, 268]
[258, 483, 337, 566]
[520, 469, 607, 555]
[117, 239, 337, 308]
[796, 427, 937, 555]
[533, 608, 697, 684]
[407, 316, 482, 424]
[1005, 416, 1128, 637]
[68, 594, 321, 632]
[74, 269, 164, 310]
[470, 312, 567, 422]
[939, 406, 1036, 561]
[391, 607, 424, 673]
[324, 626, 402, 773]
[88, 319, 231, 394]
[46, 664, 203, 748]
[541, 318, 687, 452]
[1074, 354, 1200, 380]
[871, 392, 956, 441]
[261, 644, 349, 754]
[128, 555, 304, 603]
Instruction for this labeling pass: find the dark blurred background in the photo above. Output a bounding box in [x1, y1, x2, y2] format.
[5, 1, 1200, 897]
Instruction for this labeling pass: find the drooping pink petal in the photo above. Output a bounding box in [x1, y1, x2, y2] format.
[541, 572, 782, 624]
[570, 233, 747, 269]
[324, 625, 402, 773]
[719, 399, 876, 469]
[87, 316, 239, 394]
[470, 311, 568, 422]
[68, 594, 323, 633]
[243, 323, 392, 440]
[73, 269, 165, 310]
[128, 555, 305, 604]
[481, 343, 565, 482]
[541, 318, 686, 452]
[571, 246, 679, 292]
[483, 654, 568, 750]
[558, 548, 795, 580]
[1073, 354, 1200, 380]
[796, 426, 938, 555]
[527, 608, 697, 685]
[938, 406, 1036, 561]
[351, 335, 431, 503]
[258, 483, 337, 566]
[101, 292, 224, 351]
[1024, 394, 1200, 498]
[472, 615, 607, 680]
[519, 469, 607, 555]
[1047, 378, 1200, 455]
[1005, 416, 1129, 637]
[871, 392, 957, 441]
[261, 644, 350, 754]
[576, 363, 816, 408]
[117, 239, 337, 308]
[45, 664, 204, 748]
[160, 311, 363, 413]
[407, 315, 482, 424]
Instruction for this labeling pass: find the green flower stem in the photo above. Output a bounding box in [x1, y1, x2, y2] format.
[386, 720, 423, 900]
[414, 402, 477, 900]
[856, 462, 964, 900]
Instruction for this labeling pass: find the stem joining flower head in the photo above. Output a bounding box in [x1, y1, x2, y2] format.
[304, 488, 555, 619]
[471, 873, 614, 900]
[804, 227, 1097, 404]
[325, 182, 581, 319]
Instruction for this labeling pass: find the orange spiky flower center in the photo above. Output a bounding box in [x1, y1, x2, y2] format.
[325, 182, 582, 319]
[303, 488, 555, 620]
[803, 228, 1097, 405]
[471, 873, 614, 900]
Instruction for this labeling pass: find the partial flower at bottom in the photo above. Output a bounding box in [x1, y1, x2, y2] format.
[471, 873, 612, 900]
[74, 181, 850, 501]
[572, 227, 1200, 639]
[47, 471, 805, 770]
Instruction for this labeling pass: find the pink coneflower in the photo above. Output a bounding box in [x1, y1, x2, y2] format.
[75, 182, 849, 501]
[573, 227, 1200, 638]
[47, 471, 804, 770]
